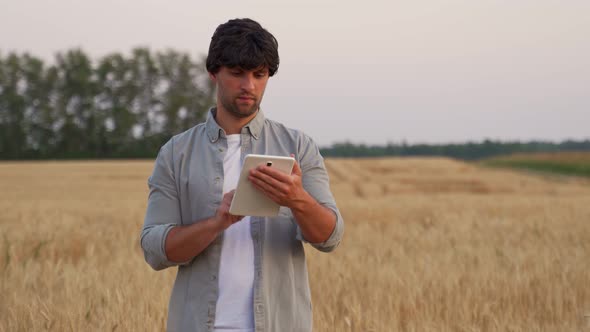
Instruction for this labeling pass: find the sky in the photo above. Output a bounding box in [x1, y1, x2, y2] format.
[1, 0, 588, 146]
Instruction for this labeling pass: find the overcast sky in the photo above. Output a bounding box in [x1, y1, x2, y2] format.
[1, 0, 588, 146]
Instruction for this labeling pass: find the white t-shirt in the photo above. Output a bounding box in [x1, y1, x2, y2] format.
[214, 134, 255, 332]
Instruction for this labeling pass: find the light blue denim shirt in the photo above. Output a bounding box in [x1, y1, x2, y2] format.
[140, 108, 344, 332]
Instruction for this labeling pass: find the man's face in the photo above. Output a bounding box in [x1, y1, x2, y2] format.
[210, 66, 270, 119]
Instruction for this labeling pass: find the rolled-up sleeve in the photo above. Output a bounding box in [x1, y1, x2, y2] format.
[140, 141, 185, 270]
[296, 135, 344, 252]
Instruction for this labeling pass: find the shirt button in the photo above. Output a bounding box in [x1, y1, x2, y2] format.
[219, 148, 224, 152]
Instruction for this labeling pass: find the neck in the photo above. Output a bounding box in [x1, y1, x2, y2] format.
[214, 106, 258, 135]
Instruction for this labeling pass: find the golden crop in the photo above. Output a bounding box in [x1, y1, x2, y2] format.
[487, 151, 590, 163]
[1, 158, 589, 331]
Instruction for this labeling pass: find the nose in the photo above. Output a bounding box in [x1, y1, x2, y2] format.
[240, 74, 255, 92]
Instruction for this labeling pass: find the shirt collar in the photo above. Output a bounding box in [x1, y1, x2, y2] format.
[205, 107, 265, 142]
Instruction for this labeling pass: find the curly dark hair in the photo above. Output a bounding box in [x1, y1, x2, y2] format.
[206, 18, 279, 76]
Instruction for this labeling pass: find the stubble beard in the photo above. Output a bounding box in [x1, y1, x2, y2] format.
[221, 96, 260, 119]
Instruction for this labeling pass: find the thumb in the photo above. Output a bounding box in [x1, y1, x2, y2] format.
[290, 154, 302, 176]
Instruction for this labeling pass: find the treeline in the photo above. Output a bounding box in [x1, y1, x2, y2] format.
[0, 48, 214, 159]
[321, 140, 590, 160]
[2, 49, 589, 161]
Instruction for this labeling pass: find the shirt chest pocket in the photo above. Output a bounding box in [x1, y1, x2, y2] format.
[185, 171, 223, 223]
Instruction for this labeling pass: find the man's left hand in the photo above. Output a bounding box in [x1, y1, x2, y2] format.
[248, 156, 309, 210]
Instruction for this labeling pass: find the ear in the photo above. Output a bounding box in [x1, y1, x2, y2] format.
[208, 72, 217, 83]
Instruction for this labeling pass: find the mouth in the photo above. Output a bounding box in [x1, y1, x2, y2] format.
[237, 95, 255, 103]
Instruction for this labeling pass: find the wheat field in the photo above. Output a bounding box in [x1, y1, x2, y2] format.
[0, 158, 589, 331]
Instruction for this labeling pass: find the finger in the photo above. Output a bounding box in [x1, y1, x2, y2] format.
[289, 154, 301, 176]
[259, 177, 288, 200]
[254, 165, 291, 183]
[249, 174, 278, 194]
[249, 176, 283, 202]
[291, 159, 302, 176]
[250, 168, 286, 189]
[223, 190, 237, 205]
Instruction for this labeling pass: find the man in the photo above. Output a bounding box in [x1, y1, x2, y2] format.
[140, 18, 344, 332]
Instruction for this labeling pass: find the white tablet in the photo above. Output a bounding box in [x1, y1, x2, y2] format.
[229, 154, 295, 217]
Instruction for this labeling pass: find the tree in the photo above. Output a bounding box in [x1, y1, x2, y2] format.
[0, 53, 27, 158]
[52, 49, 98, 157]
[156, 50, 213, 137]
[0, 48, 215, 159]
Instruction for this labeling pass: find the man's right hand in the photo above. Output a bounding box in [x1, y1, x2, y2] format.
[164, 190, 244, 263]
[214, 190, 244, 230]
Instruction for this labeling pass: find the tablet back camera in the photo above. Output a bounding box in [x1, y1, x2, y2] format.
[266, 161, 273, 167]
